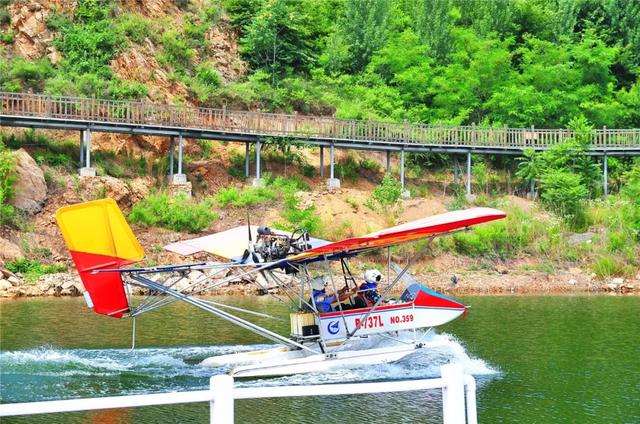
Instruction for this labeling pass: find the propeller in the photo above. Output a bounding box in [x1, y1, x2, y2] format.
[240, 210, 261, 264]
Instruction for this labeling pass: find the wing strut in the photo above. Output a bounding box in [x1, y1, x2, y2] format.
[130, 274, 318, 354]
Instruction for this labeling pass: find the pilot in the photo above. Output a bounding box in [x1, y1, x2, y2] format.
[357, 269, 383, 307]
[310, 276, 357, 313]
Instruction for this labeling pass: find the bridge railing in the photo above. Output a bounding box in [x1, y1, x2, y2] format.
[0, 364, 477, 424]
[1, 91, 638, 149]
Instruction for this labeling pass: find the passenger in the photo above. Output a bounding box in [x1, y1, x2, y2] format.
[310, 276, 357, 313]
[356, 269, 383, 307]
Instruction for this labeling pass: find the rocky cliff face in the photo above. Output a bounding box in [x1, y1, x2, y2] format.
[7, 0, 69, 62]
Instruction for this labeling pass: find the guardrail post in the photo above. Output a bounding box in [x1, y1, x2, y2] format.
[210, 374, 234, 424]
[441, 363, 466, 424]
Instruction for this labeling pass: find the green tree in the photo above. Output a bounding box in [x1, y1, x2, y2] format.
[340, 0, 391, 72]
[241, 0, 320, 83]
[413, 0, 454, 63]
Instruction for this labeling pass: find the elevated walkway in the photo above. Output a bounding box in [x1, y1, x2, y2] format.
[1, 91, 638, 194]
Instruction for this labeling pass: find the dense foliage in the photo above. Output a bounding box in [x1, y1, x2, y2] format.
[1, 0, 637, 127]
[0, 140, 17, 225]
[129, 193, 218, 233]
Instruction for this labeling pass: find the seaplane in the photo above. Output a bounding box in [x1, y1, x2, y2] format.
[55, 198, 505, 378]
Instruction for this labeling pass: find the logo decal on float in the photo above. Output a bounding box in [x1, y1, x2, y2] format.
[327, 320, 340, 335]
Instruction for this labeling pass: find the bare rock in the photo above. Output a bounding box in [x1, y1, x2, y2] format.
[494, 264, 509, 275]
[568, 233, 595, 245]
[0, 238, 23, 261]
[0, 279, 12, 291]
[7, 275, 21, 286]
[10, 149, 47, 214]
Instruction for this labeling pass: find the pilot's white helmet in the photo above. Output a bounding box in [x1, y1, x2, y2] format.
[310, 276, 326, 291]
[364, 269, 382, 284]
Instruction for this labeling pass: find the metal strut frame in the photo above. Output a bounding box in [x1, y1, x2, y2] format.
[130, 274, 318, 354]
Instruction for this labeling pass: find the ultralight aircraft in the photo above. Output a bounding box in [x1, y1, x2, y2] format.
[56, 199, 505, 377]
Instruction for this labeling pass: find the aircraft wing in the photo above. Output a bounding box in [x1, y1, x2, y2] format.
[285, 207, 506, 263]
[164, 226, 330, 260]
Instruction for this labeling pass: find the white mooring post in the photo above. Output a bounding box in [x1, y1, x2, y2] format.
[441, 363, 467, 424]
[210, 374, 234, 424]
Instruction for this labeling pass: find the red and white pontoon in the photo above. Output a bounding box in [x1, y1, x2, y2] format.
[56, 200, 505, 378]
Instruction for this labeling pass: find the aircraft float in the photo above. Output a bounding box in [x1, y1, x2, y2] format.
[56, 199, 505, 378]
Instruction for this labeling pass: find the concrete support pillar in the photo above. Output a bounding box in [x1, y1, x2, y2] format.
[253, 139, 263, 186]
[84, 127, 91, 168]
[400, 148, 410, 198]
[79, 130, 84, 168]
[529, 178, 535, 198]
[386, 150, 391, 173]
[330, 143, 335, 179]
[466, 152, 472, 196]
[320, 146, 324, 177]
[603, 153, 608, 197]
[170, 134, 187, 185]
[454, 157, 459, 186]
[400, 149, 405, 189]
[326, 143, 340, 188]
[256, 139, 261, 179]
[177, 134, 183, 175]
[245, 142, 250, 178]
[169, 137, 175, 177]
[79, 127, 95, 176]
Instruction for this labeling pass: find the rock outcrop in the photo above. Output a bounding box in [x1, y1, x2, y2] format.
[0, 238, 23, 262]
[8, 0, 68, 61]
[10, 149, 47, 214]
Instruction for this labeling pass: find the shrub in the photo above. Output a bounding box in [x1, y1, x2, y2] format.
[116, 13, 157, 44]
[129, 193, 218, 233]
[301, 163, 315, 177]
[592, 255, 629, 280]
[215, 186, 276, 207]
[6, 259, 67, 282]
[539, 169, 589, 229]
[367, 173, 402, 211]
[0, 142, 17, 225]
[228, 151, 247, 179]
[160, 31, 195, 72]
[0, 58, 53, 92]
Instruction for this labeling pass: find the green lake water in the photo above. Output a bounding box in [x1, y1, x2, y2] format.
[1, 295, 639, 423]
